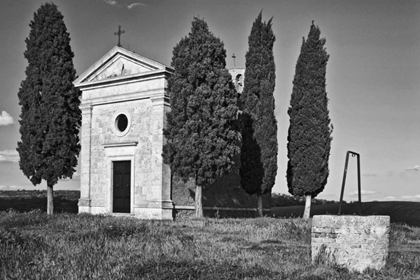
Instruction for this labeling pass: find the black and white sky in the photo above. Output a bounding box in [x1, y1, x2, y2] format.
[0, 0, 419, 201]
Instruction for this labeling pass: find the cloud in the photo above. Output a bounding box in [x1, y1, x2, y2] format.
[406, 165, 420, 171]
[0, 111, 14, 126]
[128, 3, 146, 9]
[0, 150, 19, 163]
[62, 170, 80, 181]
[400, 195, 420, 201]
[382, 195, 420, 202]
[103, 0, 118, 5]
[73, 170, 80, 179]
[349, 190, 375, 196]
[103, 0, 146, 9]
[0, 185, 23, 191]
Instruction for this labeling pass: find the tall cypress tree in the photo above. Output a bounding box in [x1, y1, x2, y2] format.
[163, 17, 240, 218]
[17, 3, 81, 215]
[287, 21, 332, 219]
[240, 12, 277, 217]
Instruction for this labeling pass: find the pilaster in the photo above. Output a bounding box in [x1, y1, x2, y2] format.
[151, 95, 173, 205]
[79, 104, 93, 210]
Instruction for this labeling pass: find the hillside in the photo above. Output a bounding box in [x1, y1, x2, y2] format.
[0, 190, 78, 213]
[272, 201, 420, 227]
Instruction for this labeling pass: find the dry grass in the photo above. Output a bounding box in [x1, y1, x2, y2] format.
[1, 210, 420, 279]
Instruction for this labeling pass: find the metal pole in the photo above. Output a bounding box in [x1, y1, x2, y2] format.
[338, 151, 350, 215]
[357, 154, 362, 215]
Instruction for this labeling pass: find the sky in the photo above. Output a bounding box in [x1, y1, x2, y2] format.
[0, 0, 419, 202]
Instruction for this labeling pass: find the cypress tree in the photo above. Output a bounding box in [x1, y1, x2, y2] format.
[17, 3, 81, 215]
[287, 21, 332, 219]
[163, 17, 240, 218]
[240, 12, 277, 217]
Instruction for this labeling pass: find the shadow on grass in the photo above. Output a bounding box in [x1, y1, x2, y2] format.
[124, 259, 283, 280]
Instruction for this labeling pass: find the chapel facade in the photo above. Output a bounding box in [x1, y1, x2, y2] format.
[74, 46, 174, 219]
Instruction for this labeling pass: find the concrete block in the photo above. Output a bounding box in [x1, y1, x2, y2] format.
[312, 215, 390, 272]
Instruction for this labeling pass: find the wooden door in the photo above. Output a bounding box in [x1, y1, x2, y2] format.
[113, 161, 131, 213]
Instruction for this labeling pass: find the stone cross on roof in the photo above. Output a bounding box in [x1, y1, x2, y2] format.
[114, 25, 125, 47]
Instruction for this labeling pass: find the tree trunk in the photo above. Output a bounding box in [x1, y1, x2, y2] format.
[47, 183, 54, 215]
[303, 194, 311, 219]
[257, 193, 263, 217]
[195, 185, 203, 218]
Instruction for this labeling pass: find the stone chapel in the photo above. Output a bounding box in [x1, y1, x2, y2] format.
[74, 46, 269, 220]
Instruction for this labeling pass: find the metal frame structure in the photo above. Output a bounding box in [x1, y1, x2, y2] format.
[338, 151, 362, 215]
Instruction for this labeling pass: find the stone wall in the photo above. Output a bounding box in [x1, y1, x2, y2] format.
[311, 215, 390, 272]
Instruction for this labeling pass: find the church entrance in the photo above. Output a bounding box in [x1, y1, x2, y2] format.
[113, 161, 131, 213]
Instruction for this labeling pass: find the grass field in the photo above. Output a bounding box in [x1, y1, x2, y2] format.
[1, 211, 420, 279]
[1, 191, 420, 278]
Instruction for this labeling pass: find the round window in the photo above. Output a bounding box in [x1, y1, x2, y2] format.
[116, 114, 128, 132]
[112, 111, 131, 137]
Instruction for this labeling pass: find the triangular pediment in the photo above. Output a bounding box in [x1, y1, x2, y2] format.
[89, 55, 157, 82]
[74, 46, 171, 86]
